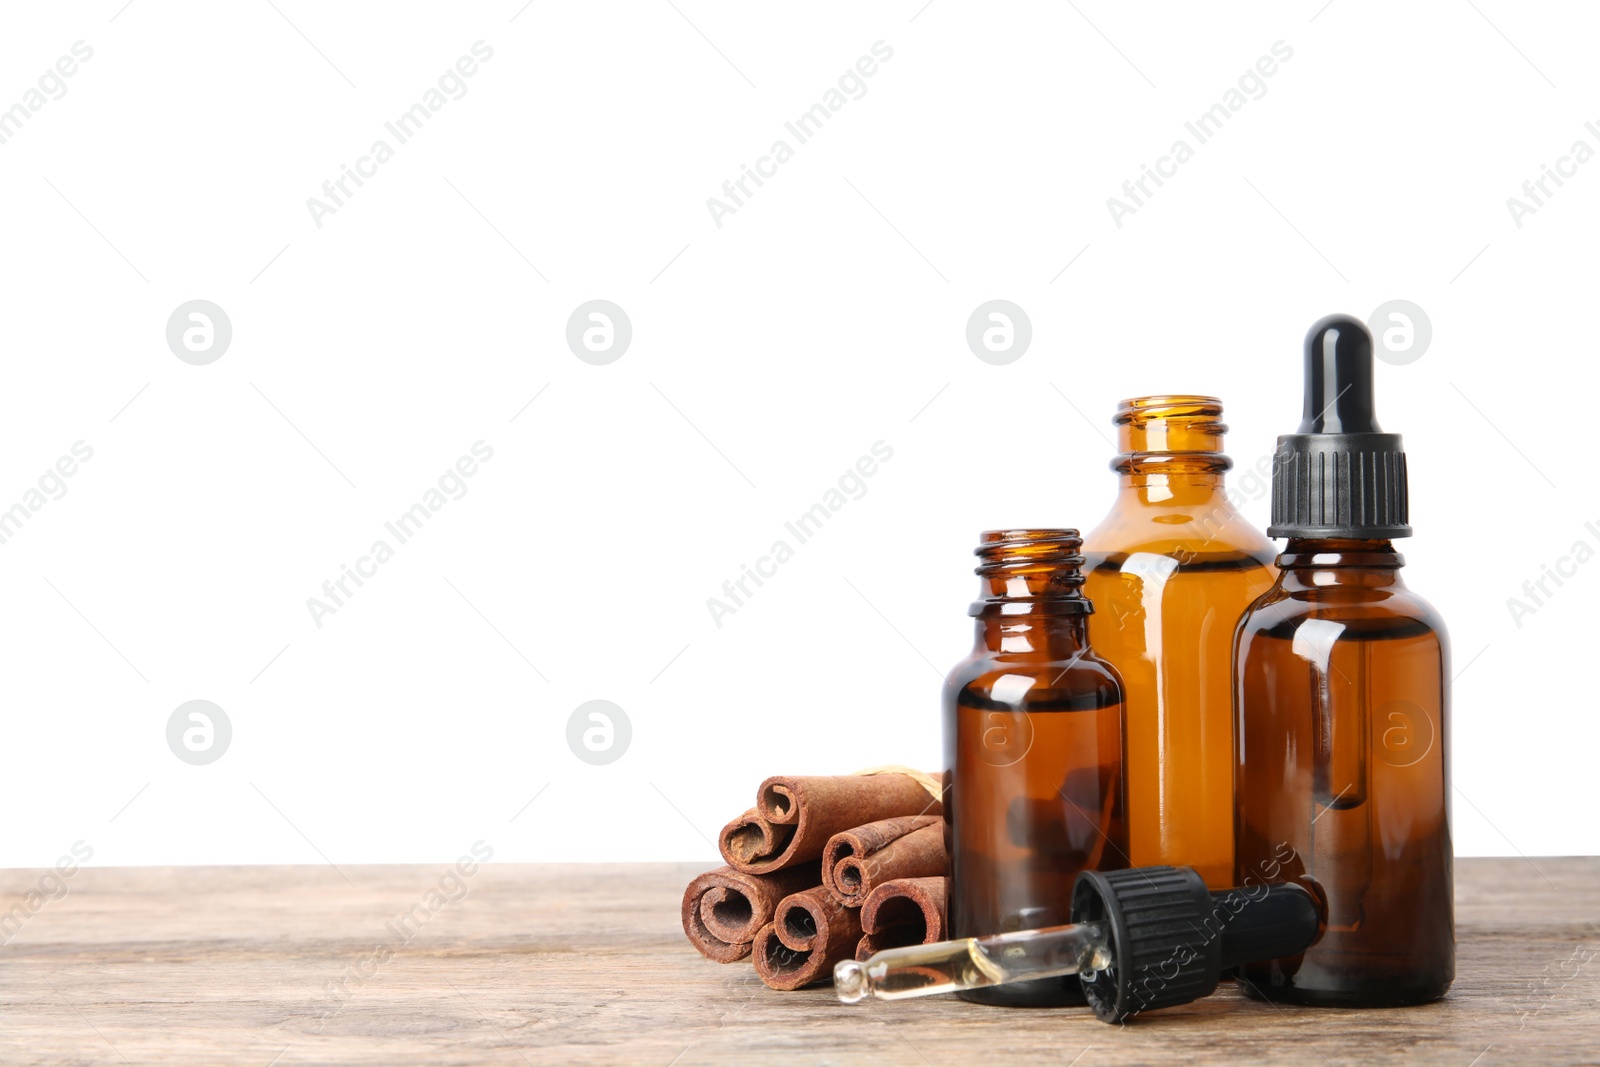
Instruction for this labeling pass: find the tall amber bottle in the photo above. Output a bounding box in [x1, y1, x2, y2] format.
[1234, 315, 1452, 1006]
[1082, 396, 1276, 888]
[943, 529, 1127, 1007]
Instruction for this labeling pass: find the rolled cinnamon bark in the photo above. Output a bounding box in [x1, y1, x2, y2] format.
[752, 885, 864, 990]
[719, 807, 792, 876]
[855, 876, 948, 960]
[822, 816, 946, 907]
[681, 862, 822, 963]
[720, 774, 941, 875]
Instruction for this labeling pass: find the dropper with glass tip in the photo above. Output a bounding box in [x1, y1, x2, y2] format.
[835, 920, 1112, 1003]
[836, 866, 1323, 1024]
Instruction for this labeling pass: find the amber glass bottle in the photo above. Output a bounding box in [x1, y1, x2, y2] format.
[1082, 396, 1275, 888]
[1234, 315, 1452, 1006]
[943, 529, 1127, 1007]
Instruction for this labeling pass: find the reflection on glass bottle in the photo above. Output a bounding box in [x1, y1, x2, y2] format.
[943, 529, 1127, 1007]
[1083, 396, 1276, 888]
[1233, 315, 1452, 1006]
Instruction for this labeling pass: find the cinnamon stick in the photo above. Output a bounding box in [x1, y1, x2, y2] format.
[752, 885, 864, 990]
[822, 816, 946, 907]
[856, 876, 948, 960]
[720, 774, 940, 875]
[681, 862, 821, 963]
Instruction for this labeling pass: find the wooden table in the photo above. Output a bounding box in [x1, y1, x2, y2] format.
[1, 858, 1595, 1065]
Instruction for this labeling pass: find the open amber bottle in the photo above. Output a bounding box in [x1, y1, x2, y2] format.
[1082, 397, 1276, 888]
[942, 529, 1127, 1007]
[1233, 315, 1452, 1006]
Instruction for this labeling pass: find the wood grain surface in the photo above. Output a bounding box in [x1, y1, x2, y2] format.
[0, 858, 1595, 1065]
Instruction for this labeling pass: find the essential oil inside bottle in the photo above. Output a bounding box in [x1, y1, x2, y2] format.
[1233, 315, 1453, 1007]
[943, 529, 1127, 1007]
[1083, 396, 1276, 887]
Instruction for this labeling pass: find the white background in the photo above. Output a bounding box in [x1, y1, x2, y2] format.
[1, 0, 1593, 870]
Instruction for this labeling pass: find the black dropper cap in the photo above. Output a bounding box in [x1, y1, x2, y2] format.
[1267, 314, 1411, 539]
[1071, 866, 1320, 1024]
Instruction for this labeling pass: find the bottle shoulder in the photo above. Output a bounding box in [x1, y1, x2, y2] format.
[944, 648, 1124, 701]
[1237, 579, 1449, 644]
[1083, 504, 1277, 566]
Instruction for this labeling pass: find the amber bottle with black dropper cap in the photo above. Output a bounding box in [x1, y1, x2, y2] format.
[1233, 314, 1452, 1006]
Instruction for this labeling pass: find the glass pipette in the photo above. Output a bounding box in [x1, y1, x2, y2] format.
[836, 920, 1111, 1003]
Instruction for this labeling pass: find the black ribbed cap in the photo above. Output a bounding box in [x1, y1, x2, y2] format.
[1071, 866, 1320, 1024]
[1268, 314, 1411, 539]
[1072, 867, 1218, 1022]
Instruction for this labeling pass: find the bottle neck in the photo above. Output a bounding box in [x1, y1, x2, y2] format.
[1115, 461, 1227, 502]
[1111, 395, 1232, 504]
[972, 610, 1089, 656]
[968, 530, 1093, 654]
[1275, 537, 1407, 590]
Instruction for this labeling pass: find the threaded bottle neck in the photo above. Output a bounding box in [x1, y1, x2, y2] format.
[1113, 395, 1233, 487]
[970, 529, 1093, 617]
